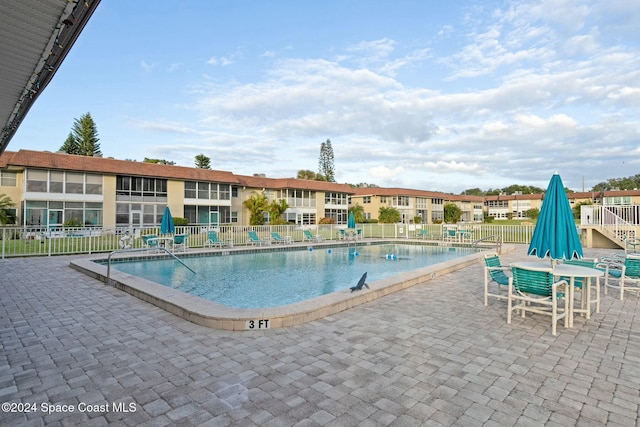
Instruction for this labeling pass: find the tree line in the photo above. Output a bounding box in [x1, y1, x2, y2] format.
[56, 113, 638, 194]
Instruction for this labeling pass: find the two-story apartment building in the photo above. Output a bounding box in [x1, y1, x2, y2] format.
[350, 188, 484, 224]
[483, 193, 544, 220]
[0, 150, 354, 228]
[4, 149, 640, 228]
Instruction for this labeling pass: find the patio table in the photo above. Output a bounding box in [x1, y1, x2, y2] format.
[511, 261, 603, 328]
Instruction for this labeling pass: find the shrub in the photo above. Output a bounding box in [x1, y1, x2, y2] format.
[64, 218, 83, 227]
[173, 217, 189, 226]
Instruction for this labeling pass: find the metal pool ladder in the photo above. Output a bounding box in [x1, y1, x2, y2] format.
[106, 247, 195, 285]
[472, 235, 502, 254]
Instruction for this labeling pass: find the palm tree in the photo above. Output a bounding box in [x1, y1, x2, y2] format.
[349, 203, 365, 223]
[378, 206, 400, 223]
[444, 203, 462, 224]
[268, 199, 290, 225]
[0, 194, 16, 225]
[243, 192, 269, 225]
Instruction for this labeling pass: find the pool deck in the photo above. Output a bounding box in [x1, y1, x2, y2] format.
[1, 244, 639, 426]
[69, 240, 490, 331]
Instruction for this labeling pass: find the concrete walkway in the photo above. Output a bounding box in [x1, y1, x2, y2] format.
[1, 245, 638, 426]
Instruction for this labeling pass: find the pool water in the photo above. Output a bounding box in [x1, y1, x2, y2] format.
[110, 243, 476, 308]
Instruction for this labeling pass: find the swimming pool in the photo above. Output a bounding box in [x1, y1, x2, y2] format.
[71, 240, 498, 330]
[107, 243, 477, 308]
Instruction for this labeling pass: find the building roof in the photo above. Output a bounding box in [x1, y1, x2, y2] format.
[5, 149, 640, 201]
[1, 150, 240, 183]
[0, 149, 356, 193]
[235, 174, 355, 193]
[351, 186, 485, 203]
[568, 189, 640, 199]
[0, 1, 100, 155]
[484, 193, 544, 201]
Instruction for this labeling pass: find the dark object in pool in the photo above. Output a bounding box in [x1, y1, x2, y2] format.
[350, 272, 369, 292]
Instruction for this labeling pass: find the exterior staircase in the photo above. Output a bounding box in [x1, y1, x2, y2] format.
[581, 205, 639, 249]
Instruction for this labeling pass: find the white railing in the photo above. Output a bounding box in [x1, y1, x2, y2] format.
[581, 205, 638, 241]
[0, 223, 537, 259]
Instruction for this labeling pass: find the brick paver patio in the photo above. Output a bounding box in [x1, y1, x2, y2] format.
[1, 245, 638, 426]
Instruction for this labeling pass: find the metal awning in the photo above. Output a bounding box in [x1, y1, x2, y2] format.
[0, 0, 100, 155]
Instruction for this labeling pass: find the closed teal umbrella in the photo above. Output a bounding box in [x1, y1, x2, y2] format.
[160, 206, 175, 235]
[528, 173, 583, 262]
[348, 211, 356, 229]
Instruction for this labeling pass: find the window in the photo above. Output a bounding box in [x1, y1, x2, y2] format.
[363, 196, 371, 204]
[184, 181, 197, 198]
[391, 196, 410, 207]
[0, 170, 17, 186]
[85, 174, 102, 194]
[142, 177, 155, 196]
[116, 176, 131, 194]
[155, 179, 167, 196]
[84, 203, 103, 226]
[324, 208, 348, 224]
[64, 202, 84, 225]
[25, 201, 47, 226]
[143, 204, 156, 224]
[49, 171, 64, 193]
[116, 176, 166, 200]
[198, 182, 209, 199]
[219, 184, 230, 200]
[65, 173, 84, 194]
[116, 203, 129, 225]
[26, 169, 48, 192]
[131, 177, 142, 196]
[24, 201, 103, 227]
[325, 192, 348, 205]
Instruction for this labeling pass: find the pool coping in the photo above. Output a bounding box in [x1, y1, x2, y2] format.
[70, 240, 513, 331]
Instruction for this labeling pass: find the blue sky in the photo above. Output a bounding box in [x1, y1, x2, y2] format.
[9, 0, 640, 193]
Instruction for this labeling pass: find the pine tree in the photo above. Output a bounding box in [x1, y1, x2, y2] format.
[195, 154, 211, 169]
[71, 112, 101, 156]
[59, 132, 79, 155]
[318, 139, 335, 182]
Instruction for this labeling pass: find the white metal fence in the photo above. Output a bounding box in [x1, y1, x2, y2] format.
[0, 223, 536, 259]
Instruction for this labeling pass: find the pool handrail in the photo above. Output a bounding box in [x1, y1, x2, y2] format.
[472, 235, 502, 254]
[106, 247, 195, 284]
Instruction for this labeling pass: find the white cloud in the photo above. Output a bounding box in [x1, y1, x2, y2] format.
[207, 56, 234, 66]
[130, 0, 640, 193]
[140, 60, 153, 74]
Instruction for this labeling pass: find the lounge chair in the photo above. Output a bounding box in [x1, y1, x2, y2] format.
[172, 233, 188, 252]
[508, 264, 568, 336]
[206, 230, 230, 248]
[248, 230, 271, 246]
[337, 229, 347, 240]
[271, 232, 292, 244]
[417, 229, 430, 239]
[624, 236, 640, 254]
[444, 228, 458, 242]
[142, 234, 159, 251]
[303, 230, 325, 243]
[601, 254, 640, 300]
[483, 253, 510, 306]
